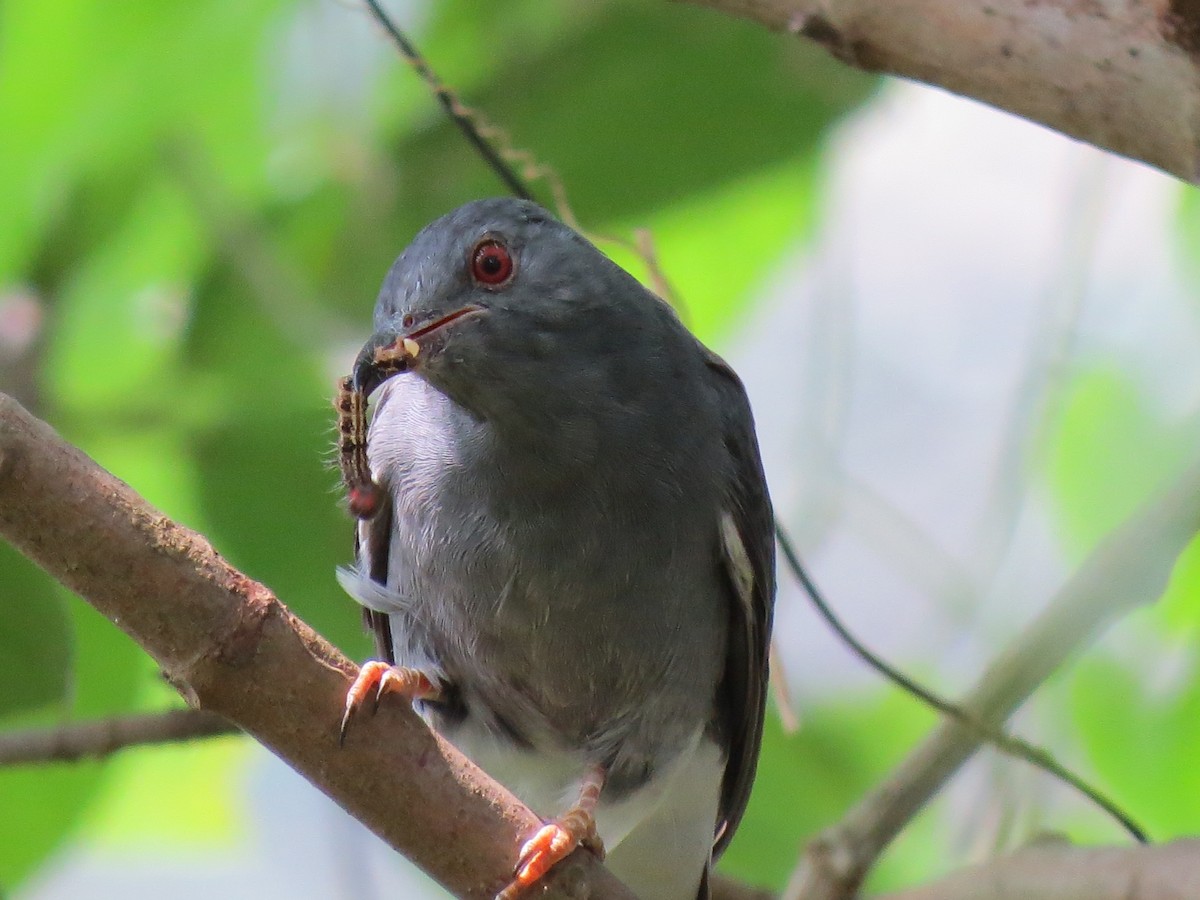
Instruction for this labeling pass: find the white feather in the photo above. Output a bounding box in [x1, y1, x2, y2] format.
[445, 714, 721, 900]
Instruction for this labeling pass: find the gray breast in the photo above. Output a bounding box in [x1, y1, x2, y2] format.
[365, 372, 728, 791]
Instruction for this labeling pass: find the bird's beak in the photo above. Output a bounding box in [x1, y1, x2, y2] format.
[350, 305, 485, 397]
[349, 331, 403, 396]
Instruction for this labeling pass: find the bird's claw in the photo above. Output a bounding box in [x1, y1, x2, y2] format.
[339, 660, 436, 745]
[496, 812, 604, 900]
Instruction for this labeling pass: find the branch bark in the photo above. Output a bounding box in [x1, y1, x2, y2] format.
[681, 0, 1200, 184]
[0, 392, 632, 900]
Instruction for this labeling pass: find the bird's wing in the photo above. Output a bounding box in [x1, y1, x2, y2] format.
[354, 464, 396, 665]
[703, 348, 776, 857]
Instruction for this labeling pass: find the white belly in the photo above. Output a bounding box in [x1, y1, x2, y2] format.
[443, 714, 722, 900]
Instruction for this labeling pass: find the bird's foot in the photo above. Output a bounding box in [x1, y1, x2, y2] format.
[497, 767, 606, 900]
[339, 660, 438, 744]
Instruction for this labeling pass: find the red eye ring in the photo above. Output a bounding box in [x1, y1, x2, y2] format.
[470, 239, 514, 287]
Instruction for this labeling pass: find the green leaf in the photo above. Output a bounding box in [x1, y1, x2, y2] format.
[79, 692, 248, 850]
[602, 155, 820, 343]
[0, 0, 97, 279]
[0, 423, 203, 887]
[43, 177, 204, 417]
[0, 592, 146, 888]
[1046, 367, 1200, 637]
[720, 690, 934, 891]
[1046, 368, 1188, 551]
[0, 543, 71, 716]
[1072, 654, 1200, 838]
[316, 1, 874, 329]
[0, 755, 105, 888]
[0, 1, 278, 280]
[193, 405, 371, 658]
[413, 3, 875, 223]
[1158, 533, 1200, 634]
[1174, 184, 1200, 296]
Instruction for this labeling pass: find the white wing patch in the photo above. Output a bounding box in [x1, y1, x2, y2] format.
[719, 511, 755, 608]
[721, 512, 798, 733]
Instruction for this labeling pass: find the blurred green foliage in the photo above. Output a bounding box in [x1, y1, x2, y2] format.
[725, 693, 937, 890]
[1046, 362, 1200, 846]
[0, 0, 877, 890]
[10, 0, 1193, 893]
[1047, 368, 1190, 549]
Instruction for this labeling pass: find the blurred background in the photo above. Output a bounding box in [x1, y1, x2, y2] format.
[2, 0, 1199, 897]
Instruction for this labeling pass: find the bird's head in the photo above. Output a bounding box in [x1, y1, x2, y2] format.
[351, 198, 678, 422]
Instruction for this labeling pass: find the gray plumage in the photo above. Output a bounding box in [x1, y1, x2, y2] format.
[338, 198, 774, 899]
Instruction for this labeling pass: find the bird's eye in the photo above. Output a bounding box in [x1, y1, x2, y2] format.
[470, 239, 514, 287]
[401, 314, 415, 329]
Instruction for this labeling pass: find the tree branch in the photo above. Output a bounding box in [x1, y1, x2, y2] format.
[879, 839, 1200, 900]
[785, 454, 1200, 899]
[0, 710, 236, 766]
[0, 392, 633, 900]
[682, 0, 1200, 184]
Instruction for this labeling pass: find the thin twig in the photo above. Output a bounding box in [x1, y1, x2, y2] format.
[784, 454, 1200, 899]
[360, 0, 537, 203]
[774, 528, 1147, 843]
[0, 709, 237, 766]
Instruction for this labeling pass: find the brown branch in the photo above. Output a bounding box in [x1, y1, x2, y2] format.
[712, 840, 1200, 900]
[785, 454, 1200, 899]
[879, 839, 1200, 900]
[681, 0, 1200, 184]
[0, 392, 633, 900]
[0, 709, 237, 766]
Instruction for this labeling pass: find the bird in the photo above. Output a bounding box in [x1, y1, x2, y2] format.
[336, 197, 775, 900]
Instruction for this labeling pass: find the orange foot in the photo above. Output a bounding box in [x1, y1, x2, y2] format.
[339, 660, 438, 744]
[496, 767, 606, 900]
